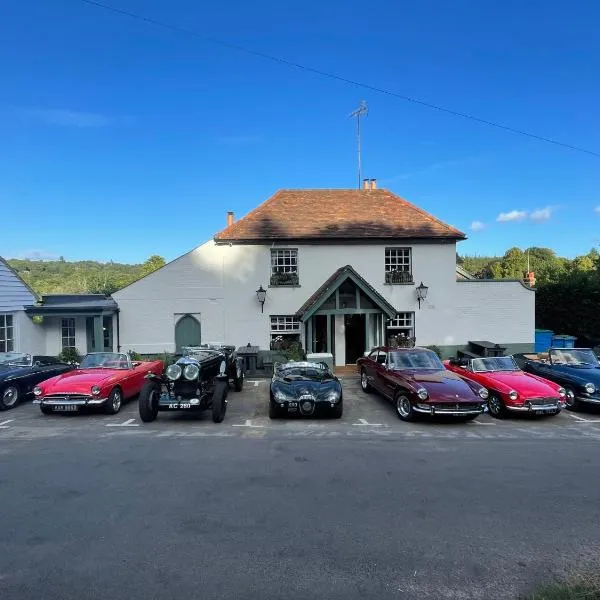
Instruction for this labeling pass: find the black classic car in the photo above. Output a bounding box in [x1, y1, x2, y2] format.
[269, 361, 343, 419]
[0, 352, 73, 410]
[514, 348, 600, 411]
[138, 344, 244, 423]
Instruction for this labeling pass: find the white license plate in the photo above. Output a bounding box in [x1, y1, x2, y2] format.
[53, 405, 78, 412]
[168, 403, 191, 409]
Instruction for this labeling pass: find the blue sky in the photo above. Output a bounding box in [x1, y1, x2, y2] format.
[1, 0, 599, 263]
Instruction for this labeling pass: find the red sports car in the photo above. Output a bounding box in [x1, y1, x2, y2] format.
[357, 346, 489, 421]
[444, 355, 566, 418]
[34, 352, 163, 415]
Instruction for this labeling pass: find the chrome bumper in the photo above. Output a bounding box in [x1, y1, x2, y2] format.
[576, 396, 600, 405]
[507, 401, 563, 413]
[414, 405, 484, 415]
[34, 397, 107, 406]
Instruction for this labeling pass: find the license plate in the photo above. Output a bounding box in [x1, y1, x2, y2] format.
[52, 405, 78, 412]
[288, 402, 298, 407]
[168, 403, 191, 409]
[535, 409, 548, 415]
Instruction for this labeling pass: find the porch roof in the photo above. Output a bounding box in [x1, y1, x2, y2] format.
[296, 265, 397, 321]
[24, 294, 118, 316]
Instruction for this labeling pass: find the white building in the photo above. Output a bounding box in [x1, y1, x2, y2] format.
[113, 184, 535, 365]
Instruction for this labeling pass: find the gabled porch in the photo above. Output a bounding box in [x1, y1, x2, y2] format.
[296, 265, 397, 367]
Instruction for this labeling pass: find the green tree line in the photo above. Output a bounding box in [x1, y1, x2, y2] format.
[8, 255, 166, 296]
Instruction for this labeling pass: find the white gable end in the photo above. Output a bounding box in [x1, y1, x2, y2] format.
[0, 259, 37, 312]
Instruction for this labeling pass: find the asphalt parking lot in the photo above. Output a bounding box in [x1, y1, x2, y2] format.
[3, 375, 600, 600]
[2, 374, 600, 441]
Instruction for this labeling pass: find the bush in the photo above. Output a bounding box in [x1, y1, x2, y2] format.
[127, 349, 143, 361]
[58, 347, 81, 364]
[270, 337, 306, 362]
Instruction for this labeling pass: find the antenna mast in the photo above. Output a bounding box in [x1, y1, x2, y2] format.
[350, 100, 368, 189]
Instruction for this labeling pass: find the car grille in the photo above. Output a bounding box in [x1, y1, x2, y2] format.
[43, 394, 92, 403]
[528, 397, 558, 406]
[429, 402, 482, 412]
[172, 381, 200, 397]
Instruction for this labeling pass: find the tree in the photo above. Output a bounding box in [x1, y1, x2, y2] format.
[490, 248, 526, 279]
[141, 255, 166, 276]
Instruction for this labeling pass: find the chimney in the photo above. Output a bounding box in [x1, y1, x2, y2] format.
[370, 178, 377, 190]
[227, 211, 234, 227]
[362, 179, 370, 190]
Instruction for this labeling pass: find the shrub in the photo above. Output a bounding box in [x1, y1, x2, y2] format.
[270, 337, 306, 361]
[127, 349, 143, 361]
[58, 347, 81, 364]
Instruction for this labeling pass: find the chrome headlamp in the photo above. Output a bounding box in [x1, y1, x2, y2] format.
[183, 363, 200, 381]
[327, 391, 341, 403]
[417, 388, 428, 401]
[558, 387, 566, 398]
[91, 385, 101, 396]
[478, 387, 489, 400]
[166, 364, 182, 381]
[509, 390, 518, 401]
[33, 386, 42, 397]
[584, 383, 596, 394]
[274, 390, 288, 403]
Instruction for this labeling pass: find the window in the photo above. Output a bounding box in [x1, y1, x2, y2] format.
[385, 248, 413, 284]
[0, 314, 14, 352]
[387, 312, 414, 342]
[270, 249, 299, 286]
[270, 315, 301, 348]
[61, 318, 76, 350]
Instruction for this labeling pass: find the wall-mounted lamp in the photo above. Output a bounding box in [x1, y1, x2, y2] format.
[416, 281, 429, 309]
[256, 285, 267, 313]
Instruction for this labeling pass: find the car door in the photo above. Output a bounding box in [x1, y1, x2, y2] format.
[374, 351, 396, 399]
[362, 349, 381, 390]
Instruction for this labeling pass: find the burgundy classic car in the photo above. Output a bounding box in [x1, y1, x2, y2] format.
[357, 347, 489, 421]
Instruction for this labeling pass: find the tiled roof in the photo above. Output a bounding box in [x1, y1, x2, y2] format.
[25, 294, 118, 314]
[214, 189, 465, 242]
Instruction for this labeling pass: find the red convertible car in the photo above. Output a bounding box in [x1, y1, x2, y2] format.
[444, 355, 566, 418]
[357, 347, 488, 421]
[34, 352, 163, 415]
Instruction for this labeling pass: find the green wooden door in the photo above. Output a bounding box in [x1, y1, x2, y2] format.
[175, 314, 201, 352]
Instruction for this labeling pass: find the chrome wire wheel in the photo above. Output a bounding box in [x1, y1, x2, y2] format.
[565, 388, 576, 408]
[360, 371, 369, 391]
[488, 395, 502, 416]
[111, 389, 122, 412]
[2, 386, 19, 408]
[396, 396, 412, 418]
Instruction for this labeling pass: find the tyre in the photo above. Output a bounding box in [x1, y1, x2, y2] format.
[233, 364, 244, 392]
[331, 400, 343, 419]
[212, 381, 228, 423]
[395, 393, 415, 422]
[564, 387, 580, 411]
[488, 394, 507, 419]
[138, 381, 159, 423]
[360, 369, 372, 393]
[0, 385, 20, 411]
[268, 400, 280, 419]
[40, 405, 53, 415]
[104, 388, 123, 415]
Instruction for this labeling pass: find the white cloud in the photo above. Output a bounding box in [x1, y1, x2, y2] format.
[22, 108, 117, 127]
[497, 210, 528, 222]
[470, 221, 485, 231]
[12, 249, 61, 261]
[529, 206, 555, 222]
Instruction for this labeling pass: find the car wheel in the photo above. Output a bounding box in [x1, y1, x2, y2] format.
[138, 381, 159, 423]
[40, 405, 53, 415]
[488, 394, 507, 419]
[360, 369, 372, 393]
[104, 388, 122, 415]
[331, 400, 343, 419]
[0, 385, 20, 410]
[268, 400, 281, 419]
[564, 387, 580, 411]
[233, 365, 244, 392]
[395, 394, 415, 422]
[212, 381, 228, 423]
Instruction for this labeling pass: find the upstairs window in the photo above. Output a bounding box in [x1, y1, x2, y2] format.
[0, 314, 14, 352]
[385, 248, 413, 284]
[270, 249, 299, 286]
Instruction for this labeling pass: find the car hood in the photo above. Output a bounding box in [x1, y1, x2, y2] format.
[41, 368, 124, 395]
[0, 364, 30, 380]
[479, 371, 560, 397]
[273, 377, 338, 399]
[401, 369, 480, 402]
[550, 364, 600, 386]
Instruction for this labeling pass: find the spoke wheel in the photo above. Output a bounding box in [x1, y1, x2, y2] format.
[488, 394, 506, 419]
[564, 387, 579, 411]
[396, 394, 414, 422]
[360, 370, 371, 393]
[105, 388, 122, 415]
[0, 385, 19, 410]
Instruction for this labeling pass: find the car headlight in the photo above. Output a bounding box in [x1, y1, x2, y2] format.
[584, 383, 596, 394]
[91, 385, 101, 396]
[166, 364, 182, 381]
[478, 387, 489, 400]
[417, 388, 428, 400]
[274, 390, 288, 403]
[558, 387, 566, 398]
[509, 390, 518, 401]
[183, 364, 200, 380]
[33, 386, 42, 397]
[327, 391, 341, 403]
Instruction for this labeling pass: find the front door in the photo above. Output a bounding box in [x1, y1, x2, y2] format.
[175, 314, 201, 352]
[344, 314, 366, 364]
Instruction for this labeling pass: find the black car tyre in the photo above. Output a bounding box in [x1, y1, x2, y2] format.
[233, 365, 244, 392]
[40, 405, 53, 415]
[268, 400, 281, 419]
[395, 394, 415, 422]
[488, 394, 507, 419]
[331, 400, 343, 419]
[564, 387, 580, 411]
[212, 381, 228, 423]
[360, 369, 372, 393]
[104, 388, 122, 415]
[0, 385, 20, 410]
[139, 381, 159, 423]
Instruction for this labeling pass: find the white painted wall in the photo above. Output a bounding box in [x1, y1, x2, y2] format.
[14, 311, 46, 354]
[42, 316, 88, 356]
[450, 281, 535, 347]
[113, 240, 459, 353]
[334, 315, 345, 366]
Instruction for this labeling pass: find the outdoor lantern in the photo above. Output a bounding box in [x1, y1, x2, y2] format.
[256, 285, 267, 312]
[416, 281, 429, 309]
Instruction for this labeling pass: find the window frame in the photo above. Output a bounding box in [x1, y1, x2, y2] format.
[0, 314, 15, 352]
[61, 318, 76, 350]
[270, 248, 299, 286]
[384, 247, 413, 284]
[269, 315, 301, 336]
